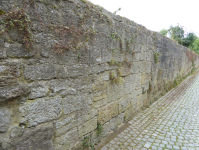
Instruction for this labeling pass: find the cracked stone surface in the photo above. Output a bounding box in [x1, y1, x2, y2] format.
[101, 73, 199, 150]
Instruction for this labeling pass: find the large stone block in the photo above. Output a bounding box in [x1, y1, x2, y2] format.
[100, 71, 110, 81]
[54, 128, 79, 150]
[140, 61, 147, 73]
[54, 114, 76, 137]
[119, 66, 131, 77]
[124, 74, 136, 94]
[88, 63, 109, 75]
[141, 73, 148, 85]
[0, 65, 19, 87]
[135, 73, 141, 88]
[19, 97, 62, 127]
[98, 102, 119, 124]
[66, 66, 89, 77]
[92, 82, 107, 93]
[0, 85, 29, 102]
[6, 42, 35, 58]
[48, 79, 70, 93]
[91, 113, 124, 145]
[131, 61, 141, 74]
[107, 82, 124, 103]
[93, 98, 107, 108]
[93, 92, 106, 102]
[124, 107, 136, 121]
[29, 83, 49, 100]
[62, 94, 91, 115]
[78, 117, 97, 137]
[112, 50, 125, 62]
[0, 65, 19, 78]
[6, 123, 54, 150]
[55, 109, 97, 137]
[0, 107, 12, 133]
[24, 65, 57, 81]
[118, 94, 132, 113]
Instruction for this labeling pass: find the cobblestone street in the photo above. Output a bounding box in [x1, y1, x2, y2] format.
[101, 72, 199, 150]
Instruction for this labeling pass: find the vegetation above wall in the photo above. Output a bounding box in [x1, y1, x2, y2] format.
[160, 24, 199, 55]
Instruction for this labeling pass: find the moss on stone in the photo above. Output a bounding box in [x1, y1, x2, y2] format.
[0, 9, 5, 16]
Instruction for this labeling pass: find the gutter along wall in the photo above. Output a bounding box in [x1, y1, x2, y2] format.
[0, 0, 198, 149]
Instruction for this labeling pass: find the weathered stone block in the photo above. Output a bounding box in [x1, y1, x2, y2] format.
[101, 48, 112, 64]
[59, 87, 76, 97]
[54, 128, 79, 150]
[124, 107, 135, 121]
[88, 63, 109, 75]
[0, 65, 19, 77]
[62, 94, 91, 115]
[93, 98, 107, 108]
[89, 44, 102, 64]
[66, 66, 89, 77]
[7, 123, 54, 150]
[131, 61, 141, 74]
[78, 117, 97, 137]
[141, 73, 148, 85]
[107, 82, 124, 103]
[0, 85, 29, 102]
[98, 102, 119, 124]
[19, 97, 62, 127]
[118, 94, 132, 113]
[54, 114, 76, 137]
[0, 39, 6, 57]
[10, 127, 23, 139]
[101, 71, 110, 81]
[124, 74, 136, 94]
[91, 113, 124, 145]
[93, 92, 106, 102]
[135, 73, 141, 88]
[92, 82, 107, 93]
[140, 61, 147, 73]
[112, 50, 125, 62]
[119, 66, 131, 77]
[29, 83, 49, 99]
[48, 79, 69, 93]
[0, 107, 11, 133]
[24, 65, 57, 81]
[6, 42, 35, 58]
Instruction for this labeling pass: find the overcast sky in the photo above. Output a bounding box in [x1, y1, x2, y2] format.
[88, 0, 199, 36]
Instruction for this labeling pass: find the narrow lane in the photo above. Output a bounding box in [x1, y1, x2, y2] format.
[101, 72, 199, 150]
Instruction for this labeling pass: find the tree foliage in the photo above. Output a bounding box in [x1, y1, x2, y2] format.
[160, 24, 199, 55]
[189, 37, 199, 55]
[159, 29, 168, 36]
[167, 24, 197, 48]
[168, 24, 185, 44]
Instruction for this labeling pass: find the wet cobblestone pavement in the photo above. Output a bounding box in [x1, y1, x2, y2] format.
[101, 72, 199, 150]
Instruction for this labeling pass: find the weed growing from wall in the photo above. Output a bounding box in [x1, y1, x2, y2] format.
[0, 9, 5, 16]
[82, 136, 90, 148]
[50, 25, 97, 54]
[110, 59, 121, 66]
[110, 71, 117, 82]
[154, 53, 159, 63]
[96, 122, 103, 136]
[191, 60, 196, 73]
[116, 68, 121, 76]
[0, 7, 33, 49]
[147, 82, 152, 93]
[173, 79, 178, 87]
[142, 87, 146, 94]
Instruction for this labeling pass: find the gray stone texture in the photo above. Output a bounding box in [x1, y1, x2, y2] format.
[5, 123, 54, 150]
[0, 0, 199, 149]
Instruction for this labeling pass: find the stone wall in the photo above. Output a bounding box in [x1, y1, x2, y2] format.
[0, 0, 199, 149]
